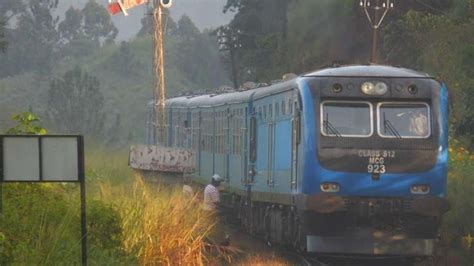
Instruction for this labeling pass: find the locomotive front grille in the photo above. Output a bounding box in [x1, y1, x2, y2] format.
[342, 197, 414, 215]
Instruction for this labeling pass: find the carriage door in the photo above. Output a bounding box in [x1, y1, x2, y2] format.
[267, 102, 275, 187]
[224, 108, 231, 182]
[241, 107, 248, 184]
[291, 97, 300, 190]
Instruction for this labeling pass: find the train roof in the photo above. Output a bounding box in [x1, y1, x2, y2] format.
[167, 78, 297, 108]
[165, 65, 434, 108]
[303, 64, 433, 78]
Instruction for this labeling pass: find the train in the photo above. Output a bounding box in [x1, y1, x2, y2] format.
[144, 65, 449, 257]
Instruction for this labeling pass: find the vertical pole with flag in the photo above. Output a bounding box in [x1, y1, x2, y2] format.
[153, 1, 166, 144]
[109, 0, 172, 145]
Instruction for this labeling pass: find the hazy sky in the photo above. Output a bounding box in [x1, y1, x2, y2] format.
[58, 0, 234, 40]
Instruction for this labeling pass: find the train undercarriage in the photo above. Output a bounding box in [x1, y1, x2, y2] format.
[222, 192, 447, 259]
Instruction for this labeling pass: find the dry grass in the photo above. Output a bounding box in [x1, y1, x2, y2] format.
[96, 171, 217, 265]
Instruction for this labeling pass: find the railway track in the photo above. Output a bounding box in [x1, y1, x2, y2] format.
[285, 253, 422, 266]
[280, 250, 328, 266]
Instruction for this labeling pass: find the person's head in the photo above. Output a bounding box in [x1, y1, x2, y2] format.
[211, 174, 223, 187]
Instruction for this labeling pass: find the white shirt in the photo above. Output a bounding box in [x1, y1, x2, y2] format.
[203, 184, 220, 211]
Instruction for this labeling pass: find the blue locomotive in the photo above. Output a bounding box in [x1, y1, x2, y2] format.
[147, 65, 449, 257]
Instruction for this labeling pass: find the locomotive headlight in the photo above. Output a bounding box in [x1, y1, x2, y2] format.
[411, 184, 430, 195]
[361, 82, 388, 95]
[321, 182, 340, 193]
[361, 82, 375, 95]
[374, 82, 388, 95]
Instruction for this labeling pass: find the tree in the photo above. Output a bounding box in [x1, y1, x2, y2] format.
[47, 66, 105, 137]
[82, 0, 118, 45]
[177, 15, 200, 39]
[0, 0, 60, 76]
[221, 0, 291, 82]
[170, 16, 228, 89]
[58, 6, 83, 43]
[137, 9, 177, 37]
[108, 41, 143, 76]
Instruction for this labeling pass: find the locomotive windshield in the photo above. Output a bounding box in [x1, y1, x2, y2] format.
[321, 101, 372, 137]
[378, 102, 431, 138]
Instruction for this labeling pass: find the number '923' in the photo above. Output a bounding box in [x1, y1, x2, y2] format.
[368, 164, 386, 174]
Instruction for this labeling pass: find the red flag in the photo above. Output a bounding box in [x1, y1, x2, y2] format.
[108, 3, 122, 15]
[108, 0, 148, 16]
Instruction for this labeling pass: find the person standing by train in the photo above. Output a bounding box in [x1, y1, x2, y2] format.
[203, 174, 222, 211]
[203, 174, 231, 246]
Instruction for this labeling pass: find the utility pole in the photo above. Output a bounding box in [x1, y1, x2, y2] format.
[217, 26, 242, 90]
[153, 0, 168, 144]
[108, 0, 172, 145]
[360, 0, 394, 63]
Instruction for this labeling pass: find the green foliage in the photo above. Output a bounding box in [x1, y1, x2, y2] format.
[3, 0, 59, 76]
[226, 0, 474, 145]
[382, 5, 474, 146]
[82, 0, 118, 45]
[0, 6, 228, 143]
[47, 66, 105, 137]
[87, 200, 132, 264]
[177, 15, 200, 38]
[222, 0, 291, 82]
[0, 182, 134, 264]
[58, 6, 83, 43]
[442, 143, 474, 263]
[0, 232, 13, 265]
[6, 112, 47, 135]
[0, 183, 79, 264]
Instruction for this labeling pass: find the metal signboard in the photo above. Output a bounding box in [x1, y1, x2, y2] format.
[1, 136, 83, 182]
[0, 135, 86, 265]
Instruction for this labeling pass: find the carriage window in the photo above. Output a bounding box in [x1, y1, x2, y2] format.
[281, 101, 286, 115]
[321, 101, 373, 137]
[275, 103, 279, 116]
[378, 102, 430, 138]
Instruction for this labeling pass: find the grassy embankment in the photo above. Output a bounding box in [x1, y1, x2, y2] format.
[0, 149, 218, 265]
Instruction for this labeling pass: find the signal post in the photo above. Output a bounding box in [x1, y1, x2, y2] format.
[109, 1, 196, 175]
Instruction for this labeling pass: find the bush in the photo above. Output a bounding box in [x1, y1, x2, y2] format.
[441, 141, 474, 263]
[0, 182, 133, 264]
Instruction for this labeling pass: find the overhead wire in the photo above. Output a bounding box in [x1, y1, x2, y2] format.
[413, 0, 448, 15]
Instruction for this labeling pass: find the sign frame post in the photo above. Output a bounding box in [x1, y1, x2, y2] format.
[0, 135, 87, 266]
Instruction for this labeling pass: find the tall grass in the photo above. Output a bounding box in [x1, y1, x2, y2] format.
[96, 174, 216, 265]
[0, 183, 83, 264]
[86, 146, 220, 265]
